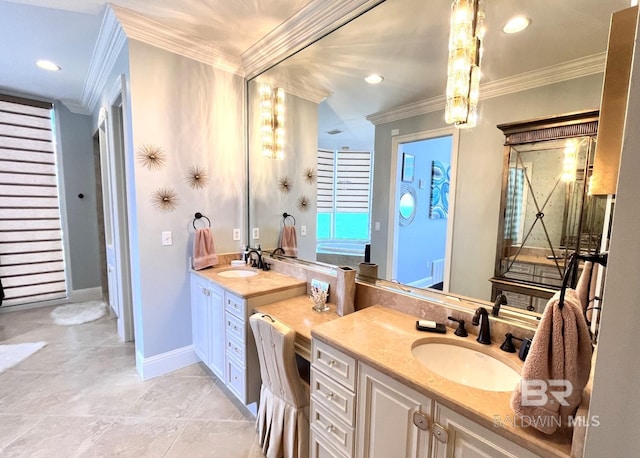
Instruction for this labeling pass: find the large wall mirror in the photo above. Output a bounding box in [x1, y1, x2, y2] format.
[247, 0, 629, 314]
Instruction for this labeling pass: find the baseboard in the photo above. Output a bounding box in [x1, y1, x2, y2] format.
[136, 345, 199, 381]
[407, 277, 434, 288]
[70, 287, 103, 303]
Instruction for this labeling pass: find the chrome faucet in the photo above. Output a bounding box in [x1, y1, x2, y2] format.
[472, 307, 491, 345]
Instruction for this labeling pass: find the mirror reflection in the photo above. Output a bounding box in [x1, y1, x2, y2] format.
[247, 0, 628, 313]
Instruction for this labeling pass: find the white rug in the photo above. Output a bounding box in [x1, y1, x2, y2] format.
[0, 341, 46, 373]
[50, 300, 108, 326]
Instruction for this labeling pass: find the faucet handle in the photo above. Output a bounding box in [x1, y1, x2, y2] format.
[447, 316, 468, 337]
[499, 332, 521, 353]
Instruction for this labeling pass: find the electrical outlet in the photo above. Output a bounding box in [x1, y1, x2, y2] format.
[374, 221, 381, 231]
[252, 227, 260, 240]
[301, 225, 307, 236]
[232, 228, 241, 241]
[161, 231, 172, 246]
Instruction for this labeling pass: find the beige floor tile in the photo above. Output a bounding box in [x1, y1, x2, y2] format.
[190, 381, 252, 421]
[165, 420, 260, 458]
[0, 415, 44, 450]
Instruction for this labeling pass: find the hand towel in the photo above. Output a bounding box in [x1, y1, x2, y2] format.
[510, 289, 593, 434]
[279, 225, 298, 257]
[575, 261, 599, 321]
[193, 227, 218, 270]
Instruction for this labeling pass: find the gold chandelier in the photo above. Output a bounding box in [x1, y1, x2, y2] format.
[445, 0, 485, 128]
[259, 84, 285, 159]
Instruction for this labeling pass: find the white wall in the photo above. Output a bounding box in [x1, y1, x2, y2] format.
[584, 14, 640, 454]
[371, 73, 604, 300]
[127, 40, 245, 358]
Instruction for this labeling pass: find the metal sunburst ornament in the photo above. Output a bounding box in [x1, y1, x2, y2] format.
[137, 144, 166, 170]
[279, 176, 292, 193]
[186, 165, 209, 189]
[303, 167, 317, 184]
[152, 187, 179, 212]
[297, 195, 310, 211]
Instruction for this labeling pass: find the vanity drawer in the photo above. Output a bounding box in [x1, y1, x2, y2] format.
[225, 311, 245, 343]
[226, 333, 245, 364]
[310, 426, 350, 458]
[312, 340, 357, 391]
[500, 260, 535, 281]
[502, 290, 532, 311]
[534, 265, 564, 287]
[310, 400, 354, 457]
[225, 355, 246, 401]
[225, 292, 245, 319]
[310, 367, 356, 426]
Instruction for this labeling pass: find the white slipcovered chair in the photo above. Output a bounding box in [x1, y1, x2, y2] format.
[249, 313, 310, 458]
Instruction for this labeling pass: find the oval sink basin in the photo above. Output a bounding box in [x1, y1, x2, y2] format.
[412, 342, 520, 392]
[217, 269, 258, 278]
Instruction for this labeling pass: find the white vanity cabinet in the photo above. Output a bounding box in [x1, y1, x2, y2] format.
[190, 274, 225, 378]
[357, 363, 432, 458]
[310, 339, 358, 458]
[430, 403, 539, 458]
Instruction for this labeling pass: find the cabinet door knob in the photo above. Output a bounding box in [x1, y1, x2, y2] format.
[326, 392, 334, 400]
[326, 424, 334, 433]
[328, 359, 336, 367]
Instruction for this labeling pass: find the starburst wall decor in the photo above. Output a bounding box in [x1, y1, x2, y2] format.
[279, 176, 292, 194]
[152, 187, 179, 212]
[186, 165, 209, 189]
[303, 167, 317, 184]
[137, 144, 166, 170]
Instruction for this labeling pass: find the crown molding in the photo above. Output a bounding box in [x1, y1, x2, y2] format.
[110, 4, 243, 76]
[69, 6, 127, 115]
[253, 75, 329, 104]
[242, 0, 385, 80]
[367, 53, 607, 125]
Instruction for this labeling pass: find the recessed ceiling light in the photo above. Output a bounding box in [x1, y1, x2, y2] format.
[365, 74, 384, 85]
[36, 60, 61, 71]
[502, 16, 531, 34]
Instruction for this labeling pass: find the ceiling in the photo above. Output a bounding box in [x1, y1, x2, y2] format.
[0, 0, 634, 124]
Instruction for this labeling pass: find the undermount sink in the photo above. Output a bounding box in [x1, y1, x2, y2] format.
[217, 269, 258, 278]
[412, 341, 520, 392]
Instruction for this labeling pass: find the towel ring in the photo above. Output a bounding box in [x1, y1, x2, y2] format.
[282, 212, 296, 226]
[193, 212, 211, 229]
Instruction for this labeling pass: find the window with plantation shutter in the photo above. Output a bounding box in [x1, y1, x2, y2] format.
[316, 148, 372, 241]
[0, 95, 67, 307]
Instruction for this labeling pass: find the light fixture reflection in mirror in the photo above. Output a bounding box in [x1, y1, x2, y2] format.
[260, 84, 286, 159]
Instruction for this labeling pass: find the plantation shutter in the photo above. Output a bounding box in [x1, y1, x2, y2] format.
[335, 150, 371, 212]
[317, 148, 335, 212]
[0, 94, 67, 307]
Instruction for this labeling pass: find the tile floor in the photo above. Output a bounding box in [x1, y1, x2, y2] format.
[0, 304, 265, 457]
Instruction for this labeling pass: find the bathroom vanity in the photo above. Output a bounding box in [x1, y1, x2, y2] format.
[190, 266, 306, 405]
[308, 305, 572, 458]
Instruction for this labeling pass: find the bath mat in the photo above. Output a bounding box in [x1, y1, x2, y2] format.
[0, 342, 46, 373]
[50, 300, 107, 326]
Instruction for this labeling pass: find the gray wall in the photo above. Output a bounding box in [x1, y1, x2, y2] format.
[55, 102, 101, 292]
[127, 40, 245, 358]
[371, 73, 604, 301]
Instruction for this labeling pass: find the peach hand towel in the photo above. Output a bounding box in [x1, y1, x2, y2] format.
[280, 225, 298, 257]
[510, 289, 592, 434]
[193, 228, 218, 270]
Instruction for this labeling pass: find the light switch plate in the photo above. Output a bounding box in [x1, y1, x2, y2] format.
[161, 231, 172, 246]
[301, 225, 307, 236]
[374, 221, 381, 231]
[232, 228, 241, 241]
[252, 227, 260, 240]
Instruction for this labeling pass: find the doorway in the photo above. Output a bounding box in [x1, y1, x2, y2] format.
[389, 128, 459, 291]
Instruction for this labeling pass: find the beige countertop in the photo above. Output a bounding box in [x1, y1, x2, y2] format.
[191, 265, 306, 298]
[253, 295, 341, 361]
[311, 305, 572, 458]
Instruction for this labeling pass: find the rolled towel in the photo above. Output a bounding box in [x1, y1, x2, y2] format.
[193, 227, 218, 270]
[279, 225, 298, 257]
[575, 261, 599, 321]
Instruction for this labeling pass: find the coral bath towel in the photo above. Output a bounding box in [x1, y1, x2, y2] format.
[193, 227, 219, 270]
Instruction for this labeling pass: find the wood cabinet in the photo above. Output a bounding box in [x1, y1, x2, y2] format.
[431, 403, 538, 458]
[356, 363, 431, 458]
[310, 338, 548, 458]
[492, 110, 608, 313]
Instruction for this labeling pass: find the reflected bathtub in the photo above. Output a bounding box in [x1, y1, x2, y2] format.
[316, 241, 366, 269]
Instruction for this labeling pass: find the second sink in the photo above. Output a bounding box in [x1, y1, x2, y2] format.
[412, 340, 520, 392]
[217, 269, 258, 278]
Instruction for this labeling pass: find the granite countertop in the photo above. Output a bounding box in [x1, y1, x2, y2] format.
[191, 265, 306, 298]
[311, 305, 573, 457]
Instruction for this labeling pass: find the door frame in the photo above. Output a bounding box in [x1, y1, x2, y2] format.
[386, 127, 460, 292]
